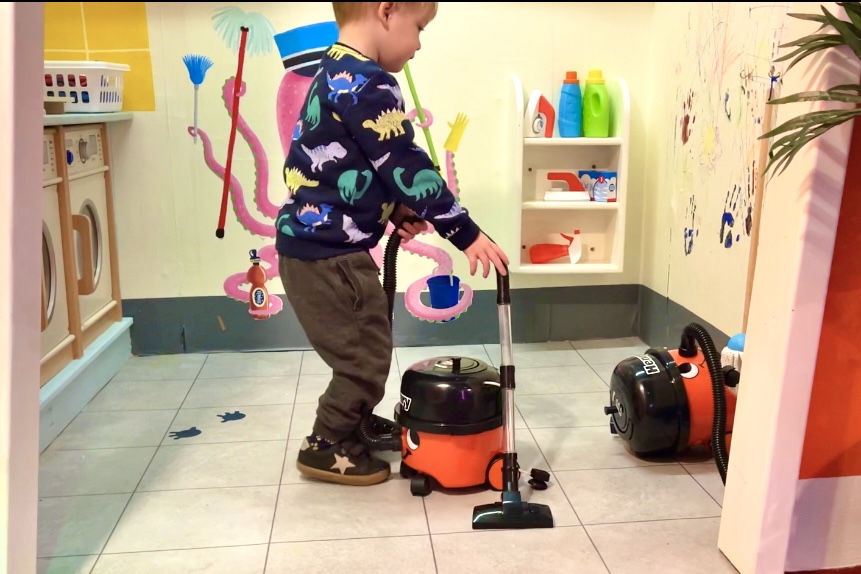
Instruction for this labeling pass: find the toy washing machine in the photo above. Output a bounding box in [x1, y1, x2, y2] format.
[41, 129, 75, 385]
[64, 125, 118, 346]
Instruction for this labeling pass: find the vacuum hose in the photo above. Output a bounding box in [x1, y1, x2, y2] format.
[355, 227, 406, 452]
[678, 323, 729, 485]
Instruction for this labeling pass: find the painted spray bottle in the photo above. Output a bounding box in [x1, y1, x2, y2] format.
[558, 71, 583, 138]
[247, 249, 270, 320]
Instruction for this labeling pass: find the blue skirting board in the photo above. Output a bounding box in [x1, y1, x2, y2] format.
[39, 317, 134, 452]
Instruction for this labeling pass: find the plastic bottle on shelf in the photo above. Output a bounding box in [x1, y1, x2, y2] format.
[557, 71, 583, 138]
[583, 69, 611, 138]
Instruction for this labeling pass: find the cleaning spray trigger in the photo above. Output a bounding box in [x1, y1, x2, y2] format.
[560, 231, 582, 264]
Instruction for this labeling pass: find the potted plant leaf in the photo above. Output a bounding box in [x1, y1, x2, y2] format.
[762, 1, 861, 175]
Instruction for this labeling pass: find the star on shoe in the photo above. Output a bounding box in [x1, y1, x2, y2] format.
[330, 453, 356, 474]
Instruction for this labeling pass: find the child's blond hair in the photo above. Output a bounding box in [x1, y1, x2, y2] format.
[331, 2, 438, 27]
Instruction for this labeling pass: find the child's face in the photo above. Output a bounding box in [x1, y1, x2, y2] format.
[376, 5, 431, 73]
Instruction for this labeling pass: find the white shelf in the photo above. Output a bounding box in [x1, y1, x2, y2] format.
[516, 263, 621, 274]
[44, 112, 133, 127]
[502, 73, 631, 275]
[524, 137, 623, 147]
[522, 201, 619, 210]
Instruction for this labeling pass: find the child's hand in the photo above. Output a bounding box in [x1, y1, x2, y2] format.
[391, 204, 428, 243]
[464, 232, 510, 278]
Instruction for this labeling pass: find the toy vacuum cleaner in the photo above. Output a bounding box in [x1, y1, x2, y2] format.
[358, 220, 555, 530]
[603, 323, 740, 484]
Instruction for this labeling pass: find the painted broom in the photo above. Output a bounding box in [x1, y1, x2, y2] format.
[211, 6, 275, 239]
[181, 54, 214, 144]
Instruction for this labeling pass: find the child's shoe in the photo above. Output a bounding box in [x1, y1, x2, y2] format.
[297, 434, 391, 486]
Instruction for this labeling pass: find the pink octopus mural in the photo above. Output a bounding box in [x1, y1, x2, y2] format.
[185, 17, 474, 323]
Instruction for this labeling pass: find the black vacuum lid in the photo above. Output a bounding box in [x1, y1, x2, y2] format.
[397, 356, 502, 434]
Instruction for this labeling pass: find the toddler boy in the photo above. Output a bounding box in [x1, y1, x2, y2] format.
[276, 1, 509, 486]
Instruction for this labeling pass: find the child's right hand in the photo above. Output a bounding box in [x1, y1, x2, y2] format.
[464, 232, 510, 278]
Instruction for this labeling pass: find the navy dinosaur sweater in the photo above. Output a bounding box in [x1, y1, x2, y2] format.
[275, 42, 481, 261]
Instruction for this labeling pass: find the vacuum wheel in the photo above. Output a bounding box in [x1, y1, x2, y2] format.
[399, 461, 418, 479]
[410, 474, 432, 497]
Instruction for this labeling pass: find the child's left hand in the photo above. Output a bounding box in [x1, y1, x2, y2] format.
[391, 204, 428, 242]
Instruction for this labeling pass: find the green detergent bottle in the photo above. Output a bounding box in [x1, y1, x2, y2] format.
[583, 69, 610, 138]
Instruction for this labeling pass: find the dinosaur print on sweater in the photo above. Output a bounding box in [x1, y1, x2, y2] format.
[302, 141, 347, 173]
[362, 109, 408, 141]
[327, 71, 369, 105]
[275, 42, 482, 261]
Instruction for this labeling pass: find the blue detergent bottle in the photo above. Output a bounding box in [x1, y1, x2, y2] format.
[558, 71, 583, 138]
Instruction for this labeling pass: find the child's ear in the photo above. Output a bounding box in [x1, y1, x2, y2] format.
[378, 2, 396, 23]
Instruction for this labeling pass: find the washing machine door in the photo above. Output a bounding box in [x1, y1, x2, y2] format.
[65, 127, 114, 325]
[41, 188, 71, 359]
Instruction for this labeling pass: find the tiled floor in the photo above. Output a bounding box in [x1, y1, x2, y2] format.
[37, 338, 737, 574]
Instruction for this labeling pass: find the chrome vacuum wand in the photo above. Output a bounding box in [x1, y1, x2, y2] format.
[471, 266, 554, 530]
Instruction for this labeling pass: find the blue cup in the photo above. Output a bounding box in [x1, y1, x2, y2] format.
[427, 275, 460, 310]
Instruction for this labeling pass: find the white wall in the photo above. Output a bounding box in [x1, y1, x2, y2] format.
[107, 2, 656, 302]
[1, 3, 44, 573]
[640, 2, 791, 337]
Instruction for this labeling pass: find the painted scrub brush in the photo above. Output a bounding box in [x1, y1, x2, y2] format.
[181, 54, 214, 144]
[210, 5, 275, 239]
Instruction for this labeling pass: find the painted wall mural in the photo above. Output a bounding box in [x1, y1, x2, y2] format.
[186, 8, 477, 323]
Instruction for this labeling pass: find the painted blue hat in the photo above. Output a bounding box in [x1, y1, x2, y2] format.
[274, 21, 339, 75]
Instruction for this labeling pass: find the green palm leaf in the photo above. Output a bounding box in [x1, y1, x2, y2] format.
[763, 2, 861, 176]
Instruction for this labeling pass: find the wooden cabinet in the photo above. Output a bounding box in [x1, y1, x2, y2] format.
[40, 116, 126, 386]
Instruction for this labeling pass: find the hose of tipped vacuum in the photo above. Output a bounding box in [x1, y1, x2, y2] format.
[682, 323, 729, 485]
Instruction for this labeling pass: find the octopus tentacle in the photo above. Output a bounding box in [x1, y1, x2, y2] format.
[188, 124, 275, 238]
[220, 77, 280, 220]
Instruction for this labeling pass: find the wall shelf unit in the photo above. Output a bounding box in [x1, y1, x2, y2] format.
[502, 74, 631, 275]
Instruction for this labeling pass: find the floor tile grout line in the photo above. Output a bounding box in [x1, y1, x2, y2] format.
[525, 424, 611, 573]
[39, 515, 728, 562]
[41, 532, 454, 561]
[40, 458, 718, 499]
[586, 361, 612, 389]
[580, 514, 723, 528]
[421, 498, 440, 574]
[86, 354, 210, 572]
[263, 352, 305, 572]
[45, 424, 647, 455]
[680, 461, 724, 509]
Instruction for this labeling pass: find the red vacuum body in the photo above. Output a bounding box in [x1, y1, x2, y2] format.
[392, 356, 508, 496]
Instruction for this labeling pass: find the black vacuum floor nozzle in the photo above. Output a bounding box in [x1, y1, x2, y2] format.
[471, 498, 554, 530]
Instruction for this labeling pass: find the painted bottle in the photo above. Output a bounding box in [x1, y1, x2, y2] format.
[557, 71, 583, 138]
[247, 249, 270, 320]
[583, 69, 611, 138]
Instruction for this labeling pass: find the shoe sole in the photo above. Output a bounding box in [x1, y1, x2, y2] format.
[296, 461, 391, 486]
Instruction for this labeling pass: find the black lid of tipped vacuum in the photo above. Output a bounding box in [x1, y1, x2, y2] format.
[396, 356, 502, 435]
[606, 348, 691, 456]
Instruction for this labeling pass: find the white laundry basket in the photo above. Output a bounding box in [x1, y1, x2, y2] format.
[43, 60, 131, 113]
